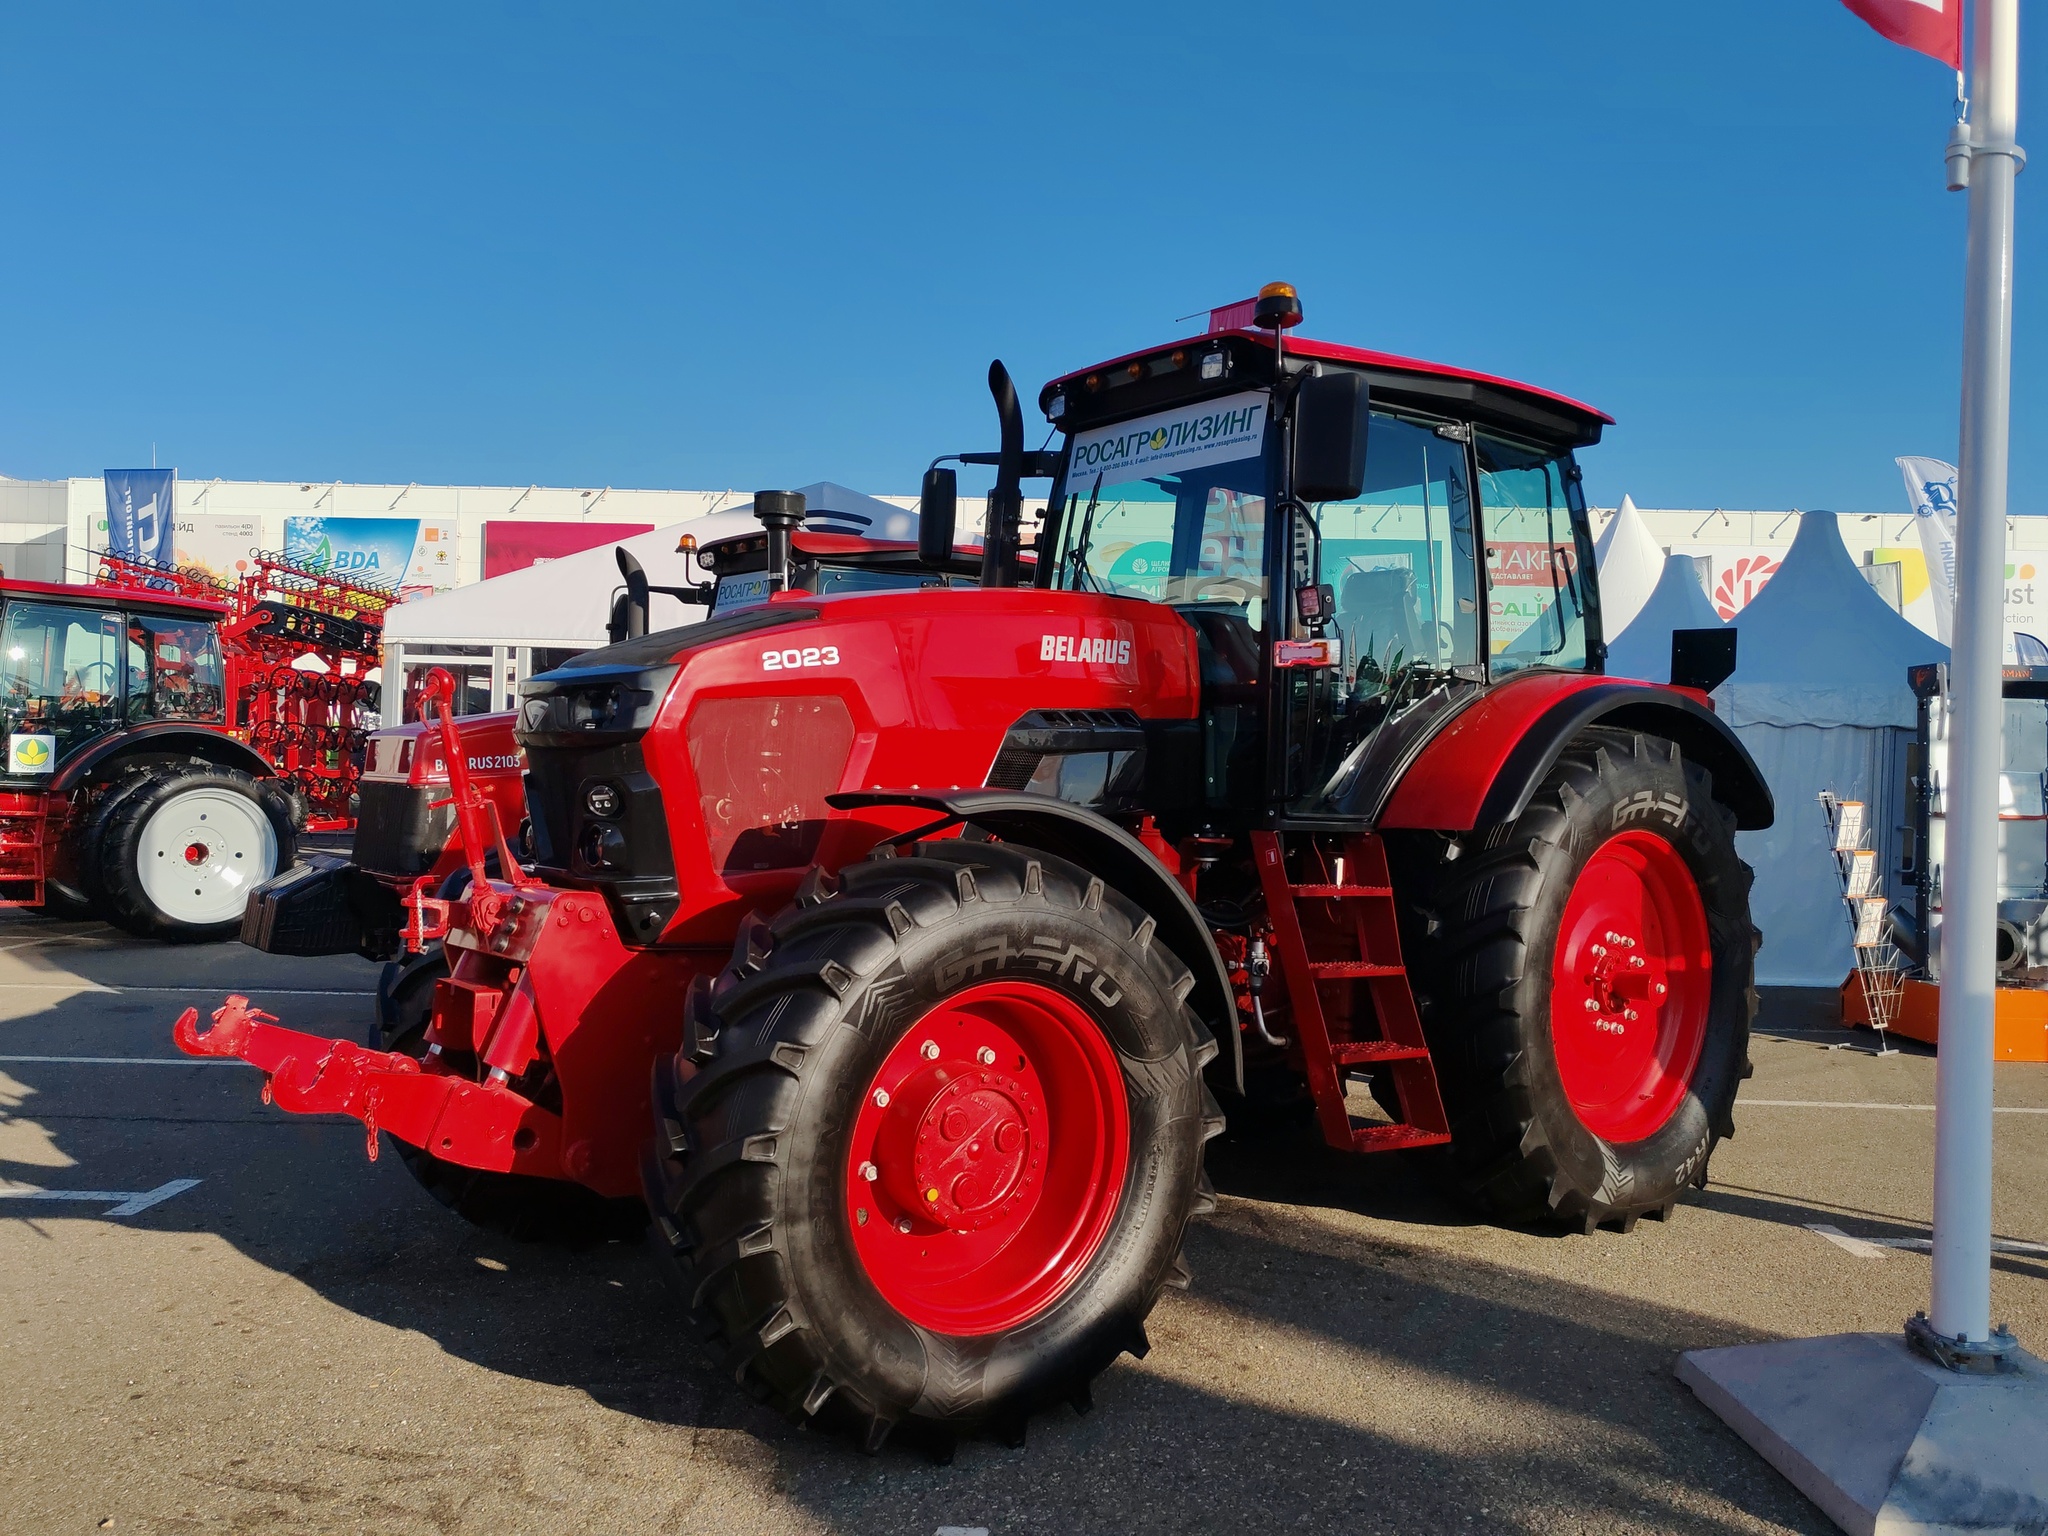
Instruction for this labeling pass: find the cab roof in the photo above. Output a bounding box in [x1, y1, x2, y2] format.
[0, 576, 230, 619]
[1043, 329, 1612, 450]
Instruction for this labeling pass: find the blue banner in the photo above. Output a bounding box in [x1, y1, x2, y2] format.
[103, 469, 176, 564]
[283, 516, 419, 591]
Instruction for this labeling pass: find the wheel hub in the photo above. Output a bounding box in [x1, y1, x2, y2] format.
[1550, 830, 1712, 1142]
[882, 1067, 1040, 1231]
[184, 842, 210, 867]
[845, 980, 1129, 1336]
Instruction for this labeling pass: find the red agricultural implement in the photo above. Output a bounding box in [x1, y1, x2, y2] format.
[184, 285, 1769, 1450]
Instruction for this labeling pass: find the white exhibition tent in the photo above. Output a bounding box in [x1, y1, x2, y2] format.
[1603, 552, 1723, 685]
[1592, 494, 1665, 639]
[1711, 510, 1947, 987]
[383, 482, 919, 651]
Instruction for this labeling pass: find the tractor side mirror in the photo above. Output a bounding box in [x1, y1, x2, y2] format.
[1293, 372, 1371, 503]
[919, 467, 958, 569]
[1671, 627, 1738, 693]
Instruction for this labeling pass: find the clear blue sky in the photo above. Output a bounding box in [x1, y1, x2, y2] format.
[0, 3, 2037, 513]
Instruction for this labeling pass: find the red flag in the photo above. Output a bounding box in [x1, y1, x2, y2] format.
[1839, 0, 1962, 68]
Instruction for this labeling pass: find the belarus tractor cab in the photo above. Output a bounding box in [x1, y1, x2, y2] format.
[0, 576, 296, 939]
[188, 285, 1769, 1452]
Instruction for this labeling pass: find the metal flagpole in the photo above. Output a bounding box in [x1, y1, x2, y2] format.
[1928, 0, 2020, 1354]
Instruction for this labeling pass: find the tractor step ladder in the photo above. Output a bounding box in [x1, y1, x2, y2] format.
[0, 799, 53, 909]
[1251, 831, 1451, 1154]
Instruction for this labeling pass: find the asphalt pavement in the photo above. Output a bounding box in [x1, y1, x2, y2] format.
[0, 915, 2042, 1536]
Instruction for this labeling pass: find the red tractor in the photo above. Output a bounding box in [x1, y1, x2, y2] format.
[182, 286, 1768, 1451]
[0, 575, 300, 939]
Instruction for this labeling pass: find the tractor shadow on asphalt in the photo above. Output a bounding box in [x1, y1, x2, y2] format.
[147, 1122, 1824, 1535]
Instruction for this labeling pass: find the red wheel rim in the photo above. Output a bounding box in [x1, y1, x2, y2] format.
[844, 980, 1129, 1336]
[1549, 830, 1712, 1142]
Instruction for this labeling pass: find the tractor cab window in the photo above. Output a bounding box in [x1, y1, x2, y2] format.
[0, 601, 123, 768]
[1478, 434, 1598, 675]
[1284, 412, 1484, 811]
[125, 616, 227, 724]
[1312, 412, 1483, 684]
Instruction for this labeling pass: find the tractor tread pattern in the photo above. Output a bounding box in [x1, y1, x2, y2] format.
[1400, 728, 1757, 1230]
[645, 838, 1215, 1450]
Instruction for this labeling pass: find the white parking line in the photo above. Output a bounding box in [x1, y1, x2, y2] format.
[0, 1055, 252, 1067]
[0, 1179, 201, 1216]
[1743, 1098, 2048, 1114]
[1806, 1223, 2048, 1259]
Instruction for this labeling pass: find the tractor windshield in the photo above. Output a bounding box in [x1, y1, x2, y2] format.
[1049, 390, 1271, 627]
[0, 600, 124, 771]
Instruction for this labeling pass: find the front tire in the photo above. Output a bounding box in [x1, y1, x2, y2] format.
[94, 766, 296, 942]
[646, 840, 1220, 1450]
[1405, 728, 1755, 1231]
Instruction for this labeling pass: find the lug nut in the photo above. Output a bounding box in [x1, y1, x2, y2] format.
[1630, 956, 1645, 969]
[921, 1040, 940, 1060]
[859, 1161, 878, 1182]
[1624, 1008, 1639, 1022]
[1584, 998, 1600, 1013]
[976, 1047, 996, 1066]
[1654, 983, 1668, 996]
[1590, 943, 1607, 958]
[872, 1088, 890, 1108]
[896, 1217, 913, 1234]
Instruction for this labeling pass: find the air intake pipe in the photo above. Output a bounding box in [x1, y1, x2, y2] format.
[980, 361, 1025, 589]
[754, 489, 806, 593]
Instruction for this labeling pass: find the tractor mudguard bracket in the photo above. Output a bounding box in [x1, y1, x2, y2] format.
[173, 994, 564, 1174]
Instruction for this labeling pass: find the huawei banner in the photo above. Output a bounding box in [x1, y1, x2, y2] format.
[482, 521, 654, 580]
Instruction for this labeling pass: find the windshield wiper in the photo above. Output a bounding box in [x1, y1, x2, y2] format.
[1067, 474, 1105, 592]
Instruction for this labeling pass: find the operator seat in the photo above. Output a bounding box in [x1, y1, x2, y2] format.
[1340, 568, 1426, 673]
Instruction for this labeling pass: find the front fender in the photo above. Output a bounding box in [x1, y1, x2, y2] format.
[1378, 674, 1773, 833]
[828, 787, 1243, 1094]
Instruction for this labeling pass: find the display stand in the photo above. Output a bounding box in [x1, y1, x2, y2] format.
[1820, 792, 1901, 1055]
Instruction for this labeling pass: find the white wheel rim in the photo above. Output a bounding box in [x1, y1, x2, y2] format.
[136, 786, 279, 927]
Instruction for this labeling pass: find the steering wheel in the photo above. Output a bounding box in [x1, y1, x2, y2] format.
[74, 661, 116, 697]
[1188, 578, 1256, 607]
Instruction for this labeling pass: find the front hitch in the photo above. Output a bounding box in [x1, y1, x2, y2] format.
[174, 994, 564, 1173]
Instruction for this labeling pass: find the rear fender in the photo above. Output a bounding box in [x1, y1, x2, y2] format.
[828, 787, 1243, 1093]
[1378, 675, 1773, 833]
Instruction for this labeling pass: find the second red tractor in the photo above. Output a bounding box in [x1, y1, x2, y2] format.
[184, 285, 1768, 1451]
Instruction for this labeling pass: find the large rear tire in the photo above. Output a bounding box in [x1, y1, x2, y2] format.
[1403, 728, 1755, 1231]
[93, 765, 296, 942]
[370, 951, 648, 1246]
[645, 840, 1220, 1451]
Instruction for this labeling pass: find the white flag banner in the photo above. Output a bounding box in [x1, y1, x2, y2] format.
[1897, 455, 1958, 644]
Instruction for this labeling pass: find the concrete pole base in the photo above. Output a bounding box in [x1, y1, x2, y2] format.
[1677, 1332, 2048, 1534]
